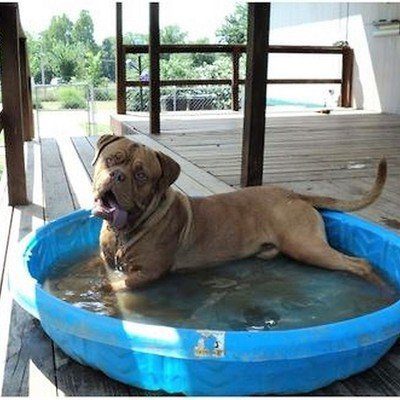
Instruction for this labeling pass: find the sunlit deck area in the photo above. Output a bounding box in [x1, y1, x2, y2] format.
[1, 110, 400, 395]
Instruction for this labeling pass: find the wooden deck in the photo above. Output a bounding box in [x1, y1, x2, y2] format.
[2, 111, 400, 395]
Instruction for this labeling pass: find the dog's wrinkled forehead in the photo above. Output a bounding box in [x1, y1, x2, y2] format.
[92, 135, 127, 166]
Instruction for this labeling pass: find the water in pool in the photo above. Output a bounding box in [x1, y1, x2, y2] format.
[43, 251, 399, 331]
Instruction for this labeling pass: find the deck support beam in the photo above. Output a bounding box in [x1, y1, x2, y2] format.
[341, 46, 354, 108]
[116, 2, 126, 114]
[231, 49, 240, 111]
[149, 2, 160, 134]
[0, 3, 28, 205]
[19, 37, 35, 141]
[241, 3, 271, 187]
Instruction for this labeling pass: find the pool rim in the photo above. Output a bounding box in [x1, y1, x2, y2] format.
[9, 208, 400, 362]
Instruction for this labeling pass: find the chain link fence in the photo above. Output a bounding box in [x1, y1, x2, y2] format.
[31, 81, 332, 140]
[127, 85, 241, 112]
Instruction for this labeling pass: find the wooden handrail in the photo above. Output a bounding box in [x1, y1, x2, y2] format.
[116, 3, 354, 120]
[126, 78, 342, 87]
[124, 44, 345, 54]
[119, 44, 352, 110]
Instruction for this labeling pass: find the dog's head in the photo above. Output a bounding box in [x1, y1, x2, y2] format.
[92, 135, 180, 229]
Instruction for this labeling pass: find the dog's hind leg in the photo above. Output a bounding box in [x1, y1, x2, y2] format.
[278, 201, 383, 285]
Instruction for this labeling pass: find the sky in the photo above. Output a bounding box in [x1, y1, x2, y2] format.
[16, 0, 238, 43]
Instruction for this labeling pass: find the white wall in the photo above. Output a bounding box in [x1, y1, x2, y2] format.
[269, 3, 400, 114]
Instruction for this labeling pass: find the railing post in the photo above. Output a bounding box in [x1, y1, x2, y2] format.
[231, 48, 240, 111]
[19, 37, 35, 141]
[116, 2, 126, 114]
[0, 3, 28, 205]
[241, 3, 271, 187]
[341, 45, 353, 108]
[149, 2, 161, 134]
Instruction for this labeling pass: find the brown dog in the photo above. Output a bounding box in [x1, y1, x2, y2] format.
[92, 135, 387, 291]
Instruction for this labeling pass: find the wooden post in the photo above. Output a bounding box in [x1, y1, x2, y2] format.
[19, 37, 35, 141]
[0, 3, 28, 205]
[341, 46, 353, 108]
[231, 48, 240, 111]
[241, 3, 271, 187]
[149, 2, 160, 134]
[116, 2, 126, 114]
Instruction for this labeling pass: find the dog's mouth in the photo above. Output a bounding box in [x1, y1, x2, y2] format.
[92, 189, 128, 229]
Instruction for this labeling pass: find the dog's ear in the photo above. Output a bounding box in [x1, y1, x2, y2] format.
[156, 151, 180, 191]
[92, 135, 123, 166]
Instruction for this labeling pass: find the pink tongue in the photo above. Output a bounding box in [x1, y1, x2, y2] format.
[109, 199, 128, 229]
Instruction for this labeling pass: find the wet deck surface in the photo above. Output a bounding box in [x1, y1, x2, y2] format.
[2, 111, 400, 395]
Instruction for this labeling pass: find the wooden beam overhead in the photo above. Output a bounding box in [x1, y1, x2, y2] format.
[241, 2, 271, 187]
[149, 2, 161, 134]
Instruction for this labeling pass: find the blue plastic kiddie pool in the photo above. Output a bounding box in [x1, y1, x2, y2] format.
[9, 209, 400, 395]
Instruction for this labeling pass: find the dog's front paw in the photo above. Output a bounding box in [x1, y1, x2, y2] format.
[98, 277, 128, 293]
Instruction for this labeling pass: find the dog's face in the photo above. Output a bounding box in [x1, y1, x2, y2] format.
[92, 135, 180, 229]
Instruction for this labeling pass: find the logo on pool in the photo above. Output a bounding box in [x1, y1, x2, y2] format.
[194, 330, 225, 358]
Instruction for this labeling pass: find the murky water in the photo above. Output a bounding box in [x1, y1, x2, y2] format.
[43, 251, 399, 331]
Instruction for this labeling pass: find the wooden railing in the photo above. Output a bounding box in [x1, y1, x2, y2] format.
[0, 2, 34, 205]
[116, 4, 354, 117]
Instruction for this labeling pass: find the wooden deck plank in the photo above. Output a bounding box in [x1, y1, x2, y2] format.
[71, 136, 95, 180]
[0, 140, 57, 397]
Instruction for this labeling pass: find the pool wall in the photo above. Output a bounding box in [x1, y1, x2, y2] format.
[9, 209, 400, 395]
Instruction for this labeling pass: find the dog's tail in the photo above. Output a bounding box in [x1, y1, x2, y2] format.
[297, 157, 387, 212]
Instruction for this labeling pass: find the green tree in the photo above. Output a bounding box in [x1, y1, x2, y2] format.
[50, 42, 84, 82]
[160, 25, 187, 61]
[160, 54, 195, 80]
[73, 10, 97, 52]
[85, 51, 102, 86]
[124, 32, 148, 44]
[100, 37, 116, 81]
[39, 14, 77, 82]
[216, 4, 247, 44]
[42, 14, 74, 47]
[191, 38, 216, 67]
[26, 33, 51, 84]
[160, 25, 187, 44]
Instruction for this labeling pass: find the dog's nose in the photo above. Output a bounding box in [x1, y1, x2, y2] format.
[110, 169, 125, 182]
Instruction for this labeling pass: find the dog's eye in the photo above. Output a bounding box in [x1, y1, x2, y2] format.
[106, 157, 114, 167]
[134, 171, 148, 182]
